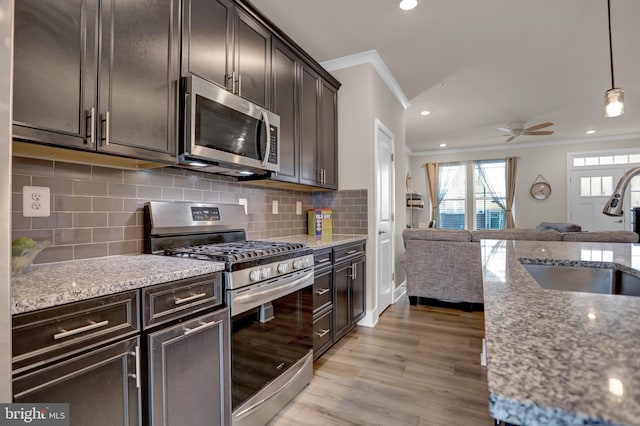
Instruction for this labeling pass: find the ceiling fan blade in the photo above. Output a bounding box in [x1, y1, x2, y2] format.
[505, 135, 517, 143]
[481, 134, 510, 140]
[525, 122, 554, 132]
[497, 127, 513, 133]
[523, 131, 554, 136]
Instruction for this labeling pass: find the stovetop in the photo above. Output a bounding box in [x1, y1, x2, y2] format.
[164, 240, 308, 263]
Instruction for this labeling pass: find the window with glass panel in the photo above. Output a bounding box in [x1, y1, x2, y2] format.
[437, 163, 466, 229]
[474, 160, 506, 230]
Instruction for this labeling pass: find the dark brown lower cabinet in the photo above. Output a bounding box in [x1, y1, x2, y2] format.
[333, 256, 366, 341]
[147, 308, 230, 426]
[13, 336, 141, 426]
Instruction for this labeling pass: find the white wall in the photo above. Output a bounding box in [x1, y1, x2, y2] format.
[332, 62, 407, 321]
[0, 0, 13, 401]
[410, 136, 640, 229]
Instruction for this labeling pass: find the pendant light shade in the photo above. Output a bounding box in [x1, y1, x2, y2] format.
[604, 0, 624, 118]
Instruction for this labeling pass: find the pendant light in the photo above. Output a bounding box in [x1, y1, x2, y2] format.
[604, 0, 624, 118]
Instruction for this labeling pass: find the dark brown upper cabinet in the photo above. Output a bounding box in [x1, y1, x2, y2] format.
[183, 0, 271, 108]
[13, 0, 179, 164]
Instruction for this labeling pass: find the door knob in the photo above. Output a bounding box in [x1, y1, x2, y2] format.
[615, 219, 623, 223]
[378, 230, 386, 235]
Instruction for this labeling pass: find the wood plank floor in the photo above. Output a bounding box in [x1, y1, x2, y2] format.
[268, 297, 494, 426]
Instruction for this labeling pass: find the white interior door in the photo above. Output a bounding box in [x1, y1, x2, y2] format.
[375, 120, 394, 315]
[569, 168, 626, 231]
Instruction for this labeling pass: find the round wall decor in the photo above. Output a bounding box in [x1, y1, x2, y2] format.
[530, 175, 551, 200]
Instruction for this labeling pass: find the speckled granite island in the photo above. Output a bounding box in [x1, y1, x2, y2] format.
[481, 239, 640, 426]
[11, 255, 225, 315]
[266, 234, 367, 250]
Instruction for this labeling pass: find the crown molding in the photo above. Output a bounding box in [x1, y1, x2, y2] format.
[321, 50, 410, 109]
[408, 133, 640, 157]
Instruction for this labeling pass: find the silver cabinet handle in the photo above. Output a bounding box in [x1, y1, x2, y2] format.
[53, 320, 110, 340]
[238, 74, 242, 97]
[174, 292, 207, 305]
[315, 288, 330, 296]
[315, 328, 330, 338]
[232, 71, 237, 94]
[101, 111, 110, 146]
[345, 250, 357, 255]
[260, 110, 272, 167]
[87, 107, 95, 145]
[128, 346, 141, 388]
[183, 319, 222, 336]
[316, 257, 331, 264]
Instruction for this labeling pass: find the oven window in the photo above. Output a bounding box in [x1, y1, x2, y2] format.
[231, 285, 312, 409]
[195, 95, 266, 160]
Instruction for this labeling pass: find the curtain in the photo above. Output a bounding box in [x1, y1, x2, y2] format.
[425, 163, 439, 223]
[505, 156, 518, 228]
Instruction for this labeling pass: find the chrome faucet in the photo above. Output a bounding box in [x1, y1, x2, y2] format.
[603, 166, 640, 216]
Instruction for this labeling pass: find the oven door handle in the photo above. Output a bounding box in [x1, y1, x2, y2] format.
[232, 271, 313, 310]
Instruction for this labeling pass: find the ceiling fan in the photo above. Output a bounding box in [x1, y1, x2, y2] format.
[495, 121, 554, 143]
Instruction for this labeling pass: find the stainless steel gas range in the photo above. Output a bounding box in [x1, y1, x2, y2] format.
[144, 201, 313, 426]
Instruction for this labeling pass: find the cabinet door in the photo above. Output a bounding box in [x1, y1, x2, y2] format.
[299, 65, 320, 186]
[351, 257, 366, 324]
[235, 9, 271, 107]
[98, 0, 178, 163]
[13, 337, 141, 426]
[333, 261, 352, 341]
[13, 0, 97, 150]
[271, 40, 298, 183]
[320, 81, 338, 189]
[148, 309, 230, 426]
[182, 0, 234, 89]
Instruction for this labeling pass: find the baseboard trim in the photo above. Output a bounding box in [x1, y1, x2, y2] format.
[393, 279, 407, 303]
[358, 308, 378, 328]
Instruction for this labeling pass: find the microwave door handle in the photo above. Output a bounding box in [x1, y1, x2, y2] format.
[260, 110, 271, 167]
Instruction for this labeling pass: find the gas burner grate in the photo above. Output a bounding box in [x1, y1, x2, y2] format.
[164, 241, 307, 262]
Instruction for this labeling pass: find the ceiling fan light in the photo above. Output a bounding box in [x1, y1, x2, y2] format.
[399, 0, 417, 11]
[605, 87, 624, 118]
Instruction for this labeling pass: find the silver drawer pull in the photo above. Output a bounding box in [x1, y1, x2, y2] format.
[54, 320, 110, 340]
[316, 258, 331, 264]
[183, 319, 222, 336]
[315, 288, 330, 296]
[345, 250, 357, 255]
[174, 292, 207, 305]
[315, 329, 330, 338]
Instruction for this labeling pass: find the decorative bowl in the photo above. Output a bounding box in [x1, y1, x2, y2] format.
[11, 240, 51, 275]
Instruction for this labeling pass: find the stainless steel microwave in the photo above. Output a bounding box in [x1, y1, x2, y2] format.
[179, 75, 280, 177]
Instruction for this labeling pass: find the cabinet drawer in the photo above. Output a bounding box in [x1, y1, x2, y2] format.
[313, 248, 333, 268]
[333, 241, 365, 263]
[142, 273, 222, 329]
[12, 291, 139, 375]
[313, 268, 332, 312]
[313, 308, 333, 360]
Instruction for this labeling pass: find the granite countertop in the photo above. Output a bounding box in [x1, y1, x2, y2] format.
[481, 239, 640, 426]
[266, 234, 367, 250]
[11, 255, 225, 315]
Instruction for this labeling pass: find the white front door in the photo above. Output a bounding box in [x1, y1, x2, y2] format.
[375, 120, 394, 315]
[569, 168, 626, 231]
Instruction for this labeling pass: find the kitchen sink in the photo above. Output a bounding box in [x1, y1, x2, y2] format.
[522, 263, 640, 296]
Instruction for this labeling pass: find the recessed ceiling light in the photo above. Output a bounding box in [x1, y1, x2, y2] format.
[439, 143, 447, 147]
[586, 130, 596, 134]
[420, 110, 430, 116]
[399, 0, 417, 11]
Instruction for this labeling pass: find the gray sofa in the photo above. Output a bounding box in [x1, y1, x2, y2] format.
[400, 228, 639, 309]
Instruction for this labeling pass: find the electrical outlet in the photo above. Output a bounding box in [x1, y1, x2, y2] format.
[238, 198, 248, 214]
[272, 200, 279, 215]
[23, 186, 50, 217]
[296, 201, 302, 215]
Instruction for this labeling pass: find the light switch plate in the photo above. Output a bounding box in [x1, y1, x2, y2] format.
[23, 186, 50, 217]
[238, 198, 248, 214]
[272, 200, 279, 215]
[296, 201, 302, 215]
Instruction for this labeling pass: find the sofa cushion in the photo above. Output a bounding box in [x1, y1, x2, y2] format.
[536, 222, 582, 232]
[471, 229, 563, 242]
[561, 231, 639, 243]
[402, 229, 472, 246]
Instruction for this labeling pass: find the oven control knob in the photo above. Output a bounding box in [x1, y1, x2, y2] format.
[277, 264, 288, 273]
[250, 270, 261, 282]
[260, 268, 270, 279]
[293, 260, 303, 270]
